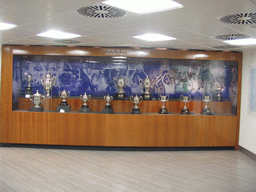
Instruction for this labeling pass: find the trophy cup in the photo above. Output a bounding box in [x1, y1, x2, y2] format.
[202, 94, 212, 115]
[41, 71, 56, 98]
[30, 90, 45, 111]
[180, 95, 191, 114]
[79, 92, 91, 113]
[56, 89, 71, 112]
[139, 76, 155, 101]
[102, 94, 114, 114]
[113, 75, 129, 100]
[158, 94, 169, 114]
[130, 95, 143, 114]
[24, 73, 33, 98]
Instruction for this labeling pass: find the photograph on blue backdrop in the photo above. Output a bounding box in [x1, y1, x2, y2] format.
[12, 55, 238, 112]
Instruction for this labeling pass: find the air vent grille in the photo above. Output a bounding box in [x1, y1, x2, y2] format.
[215, 34, 250, 40]
[213, 45, 239, 50]
[54, 39, 81, 44]
[220, 13, 256, 24]
[78, 5, 126, 19]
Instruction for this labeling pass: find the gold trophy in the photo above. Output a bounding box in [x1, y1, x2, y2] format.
[180, 95, 191, 114]
[139, 75, 155, 101]
[30, 90, 45, 111]
[102, 94, 114, 114]
[130, 95, 143, 114]
[202, 94, 212, 115]
[113, 75, 129, 100]
[158, 94, 169, 114]
[56, 89, 71, 112]
[41, 71, 56, 98]
[79, 92, 91, 113]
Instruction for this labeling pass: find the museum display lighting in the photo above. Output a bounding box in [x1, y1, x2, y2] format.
[0, 22, 17, 30]
[36, 30, 81, 39]
[102, 0, 183, 14]
[223, 38, 256, 45]
[133, 33, 176, 41]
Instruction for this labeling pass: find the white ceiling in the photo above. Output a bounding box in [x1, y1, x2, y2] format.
[0, 0, 256, 51]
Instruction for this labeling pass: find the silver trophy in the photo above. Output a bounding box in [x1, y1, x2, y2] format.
[102, 94, 114, 113]
[139, 75, 155, 101]
[79, 92, 91, 113]
[216, 86, 223, 102]
[113, 75, 129, 100]
[180, 95, 191, 114]
[24, 73, 33, 98]
[130, 95, 143, 114]
[57, 89, 71, 112]
[158, 94, 169, 114]
[30, 90, 45, 111]
[202, 94, 212, 115]
[41, 71, 56, 98]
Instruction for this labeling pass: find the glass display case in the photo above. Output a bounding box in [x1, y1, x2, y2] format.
[13, 55, 238, 115]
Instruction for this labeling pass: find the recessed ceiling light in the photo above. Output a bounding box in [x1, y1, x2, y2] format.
[102, 0, 183, 14]
[133, 33, 176, 41]
[223, 38, 256, 45]
[36, 30, 81, 39]
[0, 22, 17, 30]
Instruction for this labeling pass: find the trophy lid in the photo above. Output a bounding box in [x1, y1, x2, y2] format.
[34, 90, 41, 96]
[46, 71, 51, 78]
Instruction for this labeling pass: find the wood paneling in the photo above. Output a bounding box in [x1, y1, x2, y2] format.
[0, 45, 242, 148]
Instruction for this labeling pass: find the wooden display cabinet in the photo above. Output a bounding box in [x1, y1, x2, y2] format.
[0, 45, 242, 148]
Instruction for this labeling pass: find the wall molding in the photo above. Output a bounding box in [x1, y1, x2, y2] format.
[238, 145, 256, 161]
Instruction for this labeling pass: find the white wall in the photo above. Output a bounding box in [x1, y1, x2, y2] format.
[239, 49, 256, 154]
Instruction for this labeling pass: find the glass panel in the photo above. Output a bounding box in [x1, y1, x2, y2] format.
[12, 55, 238, 115]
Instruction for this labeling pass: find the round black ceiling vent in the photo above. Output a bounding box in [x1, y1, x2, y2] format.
[78, 5, 126, 19]
[54, 39, 81, 44]
[213, 45, 239, 50]
[215, 34, 250, 40]
[220, 13, 256, 24]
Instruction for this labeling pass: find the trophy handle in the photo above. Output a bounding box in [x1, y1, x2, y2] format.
[29, 95, 34, 103]
[52, 76, 56, 86]
[41, 95, 45, 103]
[188, 95, 191, 103]
[166, 94, 169, 101]
[209, 94, 212, 101]
[125, 79, 129, 87]
[180, 95, 183, 102]
[110, 96, 113, 102]
[139, 96, 143, 102]
[104, 96, 106, 100]
[67, 91, 70, 98]
[158, 94, 161, 100]
[151, 79, 155, 88]
[130, 95, 134, 101]
[58, 91, 61, 97]
[139, 79, 143, 85]
[41, 77, 44, 85]
[80, 94, 83, 100]
[113, 78, 117, 86]
[88, 95, 91, 100]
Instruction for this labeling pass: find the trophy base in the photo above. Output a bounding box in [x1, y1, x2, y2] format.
[79, 106, 91, 113]
[57, 105, 71, 113]
[159, 107, 168, 114]
[217, 96, 222, 102]
[102, 105, 114, 114]
[31, 106, 43, 112]
[60, 100, 69, 106]
[142, 93, 152, 101]
[202, 107, 212, 115]
[115, 92, 125, 100]
[181, 108, 190, 114]
[131, 108, 141, 114]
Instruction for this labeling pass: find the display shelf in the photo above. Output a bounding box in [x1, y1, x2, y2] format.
[17, 97, 232, 114]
